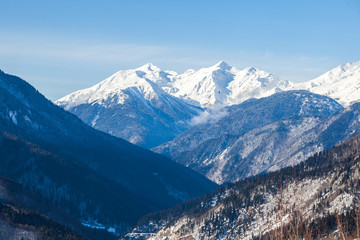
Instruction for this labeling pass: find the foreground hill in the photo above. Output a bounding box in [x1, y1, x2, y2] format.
[0, 132, 158, 236]
[0, 175, 114, 239]
[127, 133, 360, 239]
[0, 70, 217, 235]
[0, 201, 85, 240]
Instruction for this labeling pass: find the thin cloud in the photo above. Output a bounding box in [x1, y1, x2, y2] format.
[0, 33, 170, 64]
[190, 109, 228, 126]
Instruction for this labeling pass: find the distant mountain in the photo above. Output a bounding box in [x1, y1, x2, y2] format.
[56, 63, 202, 148]
[168, 61, 290, 108]
[54, 61, 360, 185]
[126, 133, 360, 240]
[56, 61, 360, 151]
[153, 91, 343, 183]
[293, 61, 360, 107]
[0, 70, 217, 235]
[56, 62, 290, 148]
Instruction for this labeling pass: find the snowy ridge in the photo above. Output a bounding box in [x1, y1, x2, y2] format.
[167, 61, 290, 108]
[57, 60, 360, 111]
[56, 60, 360, 150]
[55, 61, 292, 148]
[57, 61, 290, 109]
[56, 63, 203, 148]
[56, 63, 176, 110]
[292, 61, 360, 107]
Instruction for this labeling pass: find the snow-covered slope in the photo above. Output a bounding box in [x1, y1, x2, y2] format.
[56, 63, 202, 148]
[153, 91, 343, 159]
[126, 133, 360, 240]
[175, 101, 360, 184]
[57, 63, 176, 109]
[293, 61, 360, 107]
[168, 61, 290, 108]
[154, 90, 360, 185]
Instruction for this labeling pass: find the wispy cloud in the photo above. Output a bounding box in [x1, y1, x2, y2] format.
[0, 32, 170, 64]
[190, 109, 228, 126]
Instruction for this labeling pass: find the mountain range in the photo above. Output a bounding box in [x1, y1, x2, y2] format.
[57, 60, 360, 184]
[56, 61, 291, 148]
[57, 61, 360, 150]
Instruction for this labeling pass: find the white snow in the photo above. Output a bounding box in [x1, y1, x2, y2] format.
[167, 61, 290, 108]
[8, 111, 17, 125]
[56, 60, 360, 116]
[292, 61, 360, 107]
[81, 220, 106, 230]
[56, 63, 176, 110]
[147, 172, 357, 240]
[56, 61, 291, 110]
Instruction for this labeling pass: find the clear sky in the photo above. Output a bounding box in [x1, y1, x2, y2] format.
[0, 0, 359, 100]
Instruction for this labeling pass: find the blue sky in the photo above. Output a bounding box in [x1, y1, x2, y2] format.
[0, 0, 359, 100]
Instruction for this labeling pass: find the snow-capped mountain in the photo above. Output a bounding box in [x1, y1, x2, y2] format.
[167, 61, 290, 108]
[293, 61, 360, 107]
[56, 61, 291, 148]
[57, 63, 176, 109]
[56, 63, 202, 148]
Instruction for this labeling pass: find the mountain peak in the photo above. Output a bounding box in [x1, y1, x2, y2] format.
[213, 60, 231, 70]
[342, 60, 360, 68]
[335, 60, 360, 73]
[136, 63, 162, 72]
[244, 66, 258, 73]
